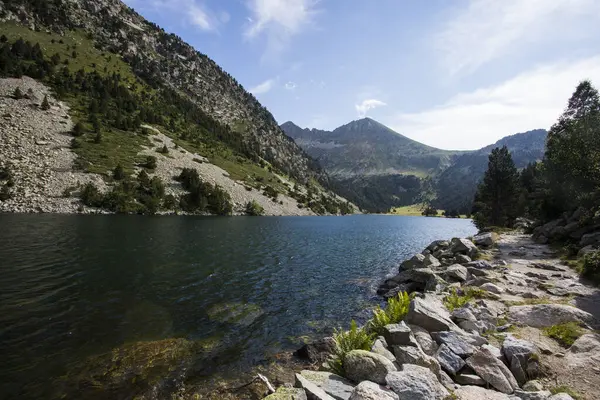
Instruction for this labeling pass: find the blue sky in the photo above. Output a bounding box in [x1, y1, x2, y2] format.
[124, 0, 600, 150]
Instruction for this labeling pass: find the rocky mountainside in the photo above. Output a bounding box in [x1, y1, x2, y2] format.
[435, 129, 547, 213]
[283, 119, 546, 213]
[1, 0, 315, 182]
[0, 0, 355, 215]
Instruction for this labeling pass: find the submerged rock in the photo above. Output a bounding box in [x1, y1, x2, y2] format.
[295, 337, 336, 364]
[206, 302, 264, 326]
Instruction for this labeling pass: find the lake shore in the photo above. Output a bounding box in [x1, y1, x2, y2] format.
[270, 231, 600, 400]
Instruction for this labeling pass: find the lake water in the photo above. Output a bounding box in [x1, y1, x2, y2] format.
[0, 214, 476, 399]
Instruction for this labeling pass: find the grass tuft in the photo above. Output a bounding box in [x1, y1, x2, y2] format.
[549, 385, 582, 399]
[367, 292, 410, 335]
[543, 322, 584, 347]
[443, 287, 487, 311]
[327, 320, 375, 377]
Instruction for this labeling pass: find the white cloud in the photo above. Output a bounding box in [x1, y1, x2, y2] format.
[355, 99, 387, 117]
[389, 56, 600, 150]
[436, 0, 600, 76]
[188, 4, 213, 30]
[250, 78, 276, 95]
[244, 0, 320, 60]
[129, 0, 226, 32]
[285, 81, 297, 90]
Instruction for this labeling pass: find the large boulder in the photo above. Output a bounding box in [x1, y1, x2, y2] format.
[371, 337, 395, 362]
[405, 295, 458, 332]
[435, 343, 465, 375]
[348, 381, 399, 400]
[466, 260, 494, 270]
[383, 322, 418, 347]
[454, 385, 512, 400]
[408, 324, 438, 356]
[295, 337, 336, 364]
[580, 231, 600, 247]
[391, 345, 441, 378]
[548, 394, 575, 400]
[512, 389, 552, 400]
[480, 282, 505, 294]
[385, 364, 449, 400]
[455, 374, 486, 386]
[296, 371, 354, 400]
[400, 253, 427, 270]
[450, 238, 479, 258]
[502, 336, 539, 385]
[466, 347, 519, 394]
[444, 264, 469, 282]
[473, 233, 495, 247]
[565, 333, 600, 368]
[431, 331, 476, 357]
[508, 304, 596, 328]
[344, 350, 397, 385]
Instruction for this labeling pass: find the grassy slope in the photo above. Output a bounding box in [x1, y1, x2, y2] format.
[1, 22, 294, 192]
[389, 204, 468, 218]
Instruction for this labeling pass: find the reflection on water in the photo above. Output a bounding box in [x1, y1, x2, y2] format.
[0, 214, 476, 399]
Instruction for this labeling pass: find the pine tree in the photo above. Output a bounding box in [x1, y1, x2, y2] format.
[41, 94, 50, 110]
[13, 87, 23, 99]
[112, 164, 126, 180]
[544, 80, 600, 214]
[472, 146, 520, 229]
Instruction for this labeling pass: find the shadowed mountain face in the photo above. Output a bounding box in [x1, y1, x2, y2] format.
[282, 119, 547, 213]
[282, 118, 461, 179]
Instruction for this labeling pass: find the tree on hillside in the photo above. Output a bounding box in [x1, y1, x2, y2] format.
[40, 94, 50, 110]
[544, 80, 600, 216]
[472, 146, 520, 229]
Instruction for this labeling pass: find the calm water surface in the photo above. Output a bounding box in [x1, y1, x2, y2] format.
[0, 214, 476, 398]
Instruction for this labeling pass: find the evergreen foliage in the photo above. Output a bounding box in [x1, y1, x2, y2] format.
[40, 94, 50, 110]
[472, 146, 520, 229]
[176, 168, 233, 215]
[421, 206, 438, 217]
[245, 200, 265, 216]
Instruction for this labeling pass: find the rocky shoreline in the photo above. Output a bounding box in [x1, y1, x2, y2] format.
[278, 231, 600, 400]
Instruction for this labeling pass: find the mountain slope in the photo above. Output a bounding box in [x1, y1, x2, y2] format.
[283, 119, 547, 213]
[283, 118, 461, 178]
[0, 0, 356, 215]
[434, 129, 547, 213]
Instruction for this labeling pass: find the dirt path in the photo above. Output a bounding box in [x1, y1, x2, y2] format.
[492, 233, 600, 399]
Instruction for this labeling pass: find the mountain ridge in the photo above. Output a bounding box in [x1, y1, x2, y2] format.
[282, 118, 547, 213]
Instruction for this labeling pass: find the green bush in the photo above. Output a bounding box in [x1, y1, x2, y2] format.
[367, 292, 410, 335]
[80, 182, 103, 207]
[245, 200, 265, 216]
[581, 251, 600, 282]
[327, 320, 374, 377]
[549, 385, 582, 400]
[112, 164, 126, 180]
[443, 287, 486, 311]
[543, 322, 584, 347]
[144, 156, 157, 170]
[41, 94, 50, 110]
[13, 87, 23, 99]
[0, 185, 11, 201]
[72, 122, 85, 137]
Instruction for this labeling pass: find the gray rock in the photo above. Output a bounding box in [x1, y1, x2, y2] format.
[482, 344, 504, 361]
[454, 385, 512, 400]
[400, 253, 427, 270]
[548, 394, 575, 400]
[391, 268, 436, 285]
[408, 324, 438, 356]
[565, 333, 600, 368]
[502, 335, 538, 385]
[405, 295, 458, 332]
[423, 254, 442, 268]
[473, 233, 495, 247]
[295, 337, 336, 364]
[513, 389, 552, 400]
[371, 338, 395, 362]
[451, 238, 479, 257]
[466, 347, 519, 394]
[468, 267, 491, 277]
[510, 357, 528, 386]
[391, 345, 441, 378]
[427, 239, 450, 252]
[383, 322, 418, 347]
[435, 343, 465, 375]
[348, 381, 398, 400]
[578, 245, 598, 258]
[431, 331, 476, 357]
[456, 254, 472, 264]
[467, 260, 494, 270]
[344, 350, 397, 385]
[480, 282, 505, 294]
[439, 370, 455, 390]
[386, 364, 449, 400]
[445, 264, 469, 282]
[295, 373, 337, 400]
[451, 307, 477, 323]
[508, 304, 596, 328]
[264, 387, 308, 400]
[455, 374, 486, 386]
[522, 380, 544, 392]
[297, 370, 354, 400]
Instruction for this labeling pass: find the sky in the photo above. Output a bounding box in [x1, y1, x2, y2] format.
[123, 0, 600, 150]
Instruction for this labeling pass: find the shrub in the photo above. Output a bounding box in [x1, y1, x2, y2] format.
[443, 287, 487, 311]
[549, 385, 582, 400]
[157, 144, 169, 154]
[72, 122, 85, 137]
[112, 164, 126, 180]
[245, 200, 265, 216]
[144, 156, 157, 170]
[543, 322, 584, 347]
[327, 320, 375, 376]
[94, 131, 102, 143]
[422, 206, 438, 217]
[581, 251, 600, 282]
[40, 95, 50, 110]
[13, 87, 23, 99]
[367, 292, 410, 335]
[80, 183, 103, 207]
[0, 185, 11, 201]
